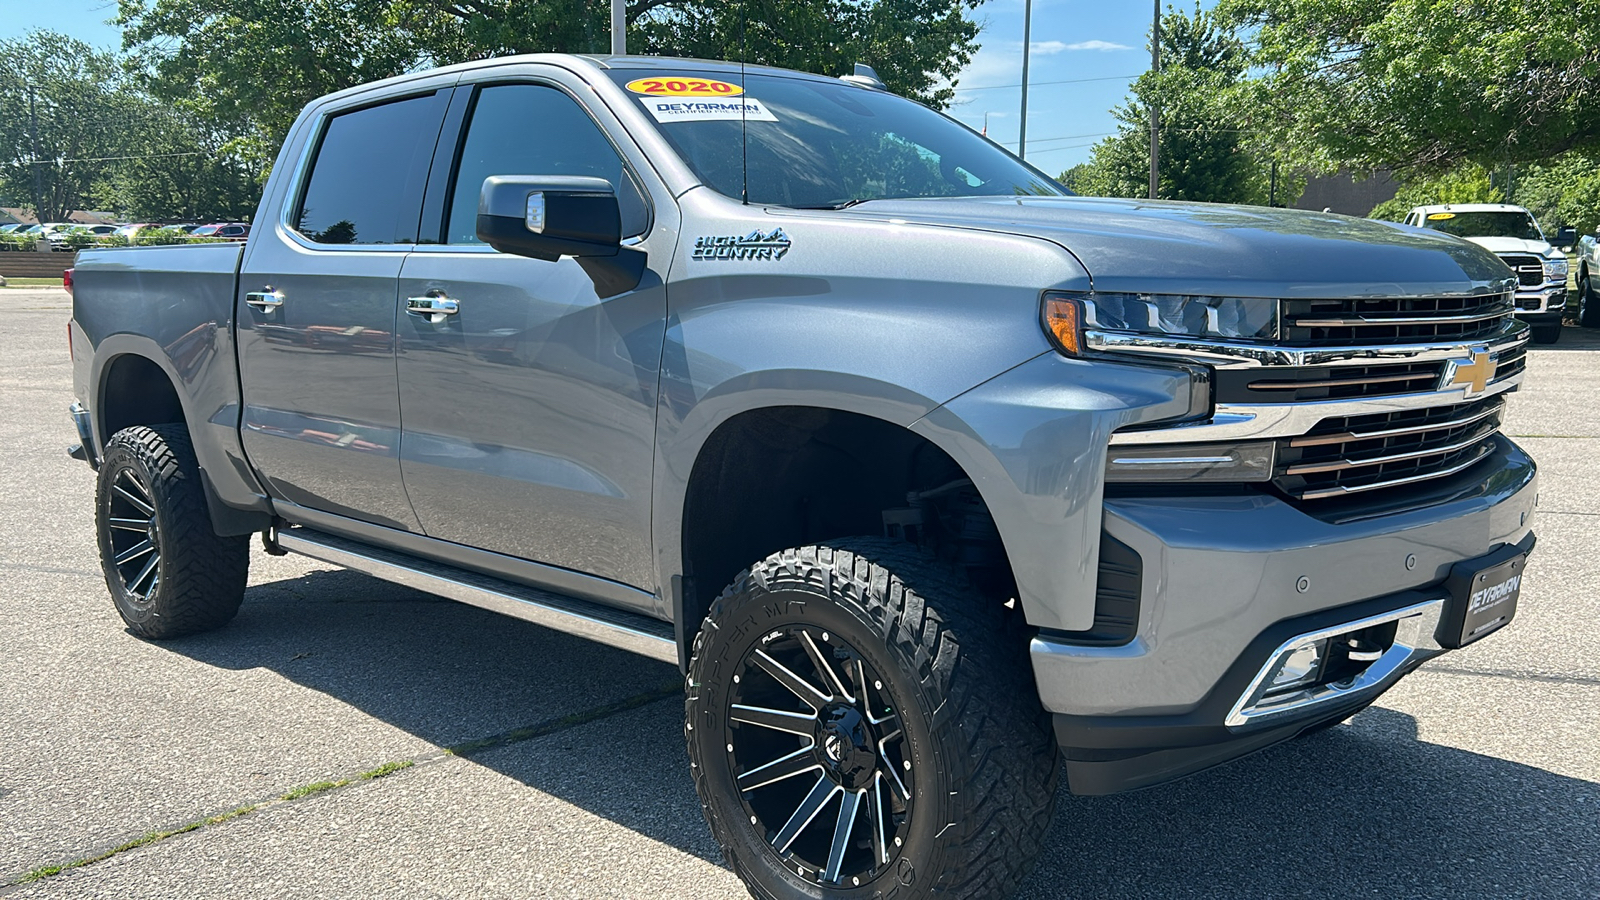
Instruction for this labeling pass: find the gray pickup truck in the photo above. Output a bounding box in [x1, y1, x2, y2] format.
[68, 54, 1537, 899]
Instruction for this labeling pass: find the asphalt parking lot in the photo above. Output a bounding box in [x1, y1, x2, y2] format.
[2, 285, 1596, 899]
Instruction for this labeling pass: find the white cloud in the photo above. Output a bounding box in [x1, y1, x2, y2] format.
[1062, 39, 1134, 52]
[1030, 40, 1070, 54]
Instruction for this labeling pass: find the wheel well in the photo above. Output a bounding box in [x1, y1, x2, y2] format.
[678, 407, 1014, 646]
[100, 355, 186, 441]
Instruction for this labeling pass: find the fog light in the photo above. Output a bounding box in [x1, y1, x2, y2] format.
[1105, 440, 1275, 483]
[1265, 640, 1327, 693]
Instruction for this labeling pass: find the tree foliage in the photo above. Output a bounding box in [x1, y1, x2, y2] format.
[1367, 164, 1500, 222]
[1072, 5, 1266, 204]
[0, 33, 132, 222]
[1219, 0, 1600, 173]
[0, 31, 262, 223]
[116, 0, 985, 154]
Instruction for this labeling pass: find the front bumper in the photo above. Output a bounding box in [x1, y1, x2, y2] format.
[1033, 437, 1538, 795]
[1513, 284, 1566, 317]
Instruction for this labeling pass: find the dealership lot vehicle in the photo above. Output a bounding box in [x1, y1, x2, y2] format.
[65, 56, 1545, 898]
[1405, 203, 1573, 343]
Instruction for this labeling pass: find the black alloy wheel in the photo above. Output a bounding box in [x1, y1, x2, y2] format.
[96, 425, 249, 638]
[686, 539, 1060, 900]
[724, 623, 913, 888]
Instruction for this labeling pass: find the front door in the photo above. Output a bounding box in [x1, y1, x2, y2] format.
[237, 90, 449, 531]
[396, 79, 668, 601]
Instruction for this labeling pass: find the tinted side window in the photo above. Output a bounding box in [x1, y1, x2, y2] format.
[296, 93, 445, 245]
[446, 84, 645, 245]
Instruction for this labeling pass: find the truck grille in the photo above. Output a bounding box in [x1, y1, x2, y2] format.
[1273, 397, 1505, 500]
[1279, 293, 1513, 345]
[1496, 254, 1544, 288]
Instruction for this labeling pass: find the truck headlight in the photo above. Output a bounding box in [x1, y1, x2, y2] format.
[1544, 257, 1568, 280]
[1043, 292, 1277, 354]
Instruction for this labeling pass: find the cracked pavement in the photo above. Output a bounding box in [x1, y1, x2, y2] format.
[1, 287, 1596, 898]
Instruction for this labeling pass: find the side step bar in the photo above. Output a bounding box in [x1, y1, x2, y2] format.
[275, 527, 677, 665]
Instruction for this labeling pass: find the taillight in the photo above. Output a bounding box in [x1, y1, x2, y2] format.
[63, 268, 74, 295]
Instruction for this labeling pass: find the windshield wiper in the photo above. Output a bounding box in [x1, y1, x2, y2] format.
[794, 198, 877, 211]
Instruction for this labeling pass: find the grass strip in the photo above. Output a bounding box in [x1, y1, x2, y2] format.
[8, 683, 680, 887]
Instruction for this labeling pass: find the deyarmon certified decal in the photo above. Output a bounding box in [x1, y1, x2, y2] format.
[1427, 212, 1457, 220]
[693, 228, 792, 261]
[626, 77, 745, 97]
[640, 96, 779, 123]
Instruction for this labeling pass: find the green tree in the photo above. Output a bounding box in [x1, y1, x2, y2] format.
[0, 32, 137, 222]
[99, 101, 262, 222]
[1367, 163, 1499, 222]
[1072, 5, 1266, 204]
[118, 0, 985, 156]
[1219, 0, 1600, 173]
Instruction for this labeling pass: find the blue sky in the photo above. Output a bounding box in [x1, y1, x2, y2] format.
[2, 0, 1186, 176]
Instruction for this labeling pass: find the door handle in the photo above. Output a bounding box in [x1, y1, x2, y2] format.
[406, 294, 459, 324]
[245, 289, 284, 311]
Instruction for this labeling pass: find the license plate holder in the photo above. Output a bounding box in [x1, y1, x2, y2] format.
[1439, 551, 1527, 649]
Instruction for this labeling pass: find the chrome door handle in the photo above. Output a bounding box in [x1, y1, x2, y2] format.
[406, 294, 459, 323]
[245, 289, 284, 311]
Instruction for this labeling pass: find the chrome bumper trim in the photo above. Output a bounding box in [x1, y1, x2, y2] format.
[1225, 598, 1446, 729]
[1085, 319, 1529, 369]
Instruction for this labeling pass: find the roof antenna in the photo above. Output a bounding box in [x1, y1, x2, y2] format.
[740, 0, 749, 205]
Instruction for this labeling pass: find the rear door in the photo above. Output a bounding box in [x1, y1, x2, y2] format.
[394, 72, 670, 603]
[236, 87, 451, 531]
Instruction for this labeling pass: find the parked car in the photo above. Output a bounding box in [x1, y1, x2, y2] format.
[68, 54, 1539, 900]
[191, 222, 251, 241]
[0, 223, 23, 234]
[1567, 231, 1600, 327]
[1403, 203, 1573, 343]
[113, 224, 161, 242]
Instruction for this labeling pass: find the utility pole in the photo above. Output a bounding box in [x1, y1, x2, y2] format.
[1149, 0, 1161, 200]
[611, 0, 626, 55]
[28, 85, 46, 222]
[1269, 158, 1278, 207]
[1019, 0, 1032, 159]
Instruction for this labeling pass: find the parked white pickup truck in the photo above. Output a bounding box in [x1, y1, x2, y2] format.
[1404, 204, 1574, 343]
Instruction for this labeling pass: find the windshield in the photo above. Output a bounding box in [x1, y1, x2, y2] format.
[1420, 211, 1543, 241]
[608, 70, 1064, 208]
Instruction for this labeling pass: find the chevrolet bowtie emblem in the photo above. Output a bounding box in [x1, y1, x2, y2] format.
[1442, 348, 1496, 398]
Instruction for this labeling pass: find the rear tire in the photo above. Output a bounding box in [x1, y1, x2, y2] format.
[96, 424, 249, 638]
[685, 539, 1059, 900]
[1531, 322, 1562, 344]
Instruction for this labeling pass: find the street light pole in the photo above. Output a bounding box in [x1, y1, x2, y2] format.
[611, 0, 626, 55]
[1019, 0, 1032, 159]
[1149, 0, 1160, 200]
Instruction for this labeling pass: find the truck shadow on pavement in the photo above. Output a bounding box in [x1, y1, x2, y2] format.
[165, 568, 1600, 898]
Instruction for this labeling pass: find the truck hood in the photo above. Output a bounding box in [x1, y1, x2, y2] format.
[829, 196, 1512, 298]
[1458, 235, 1555, 258]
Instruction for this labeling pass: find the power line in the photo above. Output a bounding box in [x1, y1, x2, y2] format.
[954, 73, 1142, 93]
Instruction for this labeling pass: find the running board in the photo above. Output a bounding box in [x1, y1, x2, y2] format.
[275, 527, 677, 665]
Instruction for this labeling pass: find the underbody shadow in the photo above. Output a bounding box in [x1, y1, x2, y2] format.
[160, 570, 1599, 895]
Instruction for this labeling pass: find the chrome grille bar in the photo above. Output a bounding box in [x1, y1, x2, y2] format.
[1296, 443, 1498, 500]
[1288, 399, 1504, 448]
[1283, 424, 1499, 476]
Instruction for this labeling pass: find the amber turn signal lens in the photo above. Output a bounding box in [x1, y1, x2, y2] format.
[1043, 295, 1083, 355]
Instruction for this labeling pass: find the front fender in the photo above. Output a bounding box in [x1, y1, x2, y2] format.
[910, 352, 1194, 631]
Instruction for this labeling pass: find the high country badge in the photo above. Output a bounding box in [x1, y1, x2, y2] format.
[693, 229, 792, 261]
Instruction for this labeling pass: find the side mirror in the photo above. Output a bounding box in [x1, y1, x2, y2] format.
[477, 175, 620, 260]
[1554, 225, 1577, 249]
[476, 175, 645, 296]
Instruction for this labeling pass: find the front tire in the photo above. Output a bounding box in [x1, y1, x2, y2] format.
[686, 539, 1058, 899]
[96, 424, 249, 639]
[1579, 273, 1600, 328]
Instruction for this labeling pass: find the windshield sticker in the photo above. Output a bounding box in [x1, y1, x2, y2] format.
[1427, 212, 1457, 220]
[626, 77, 745, 97]
[640, 96, 779, 123]
[693, 229, 792, 261]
